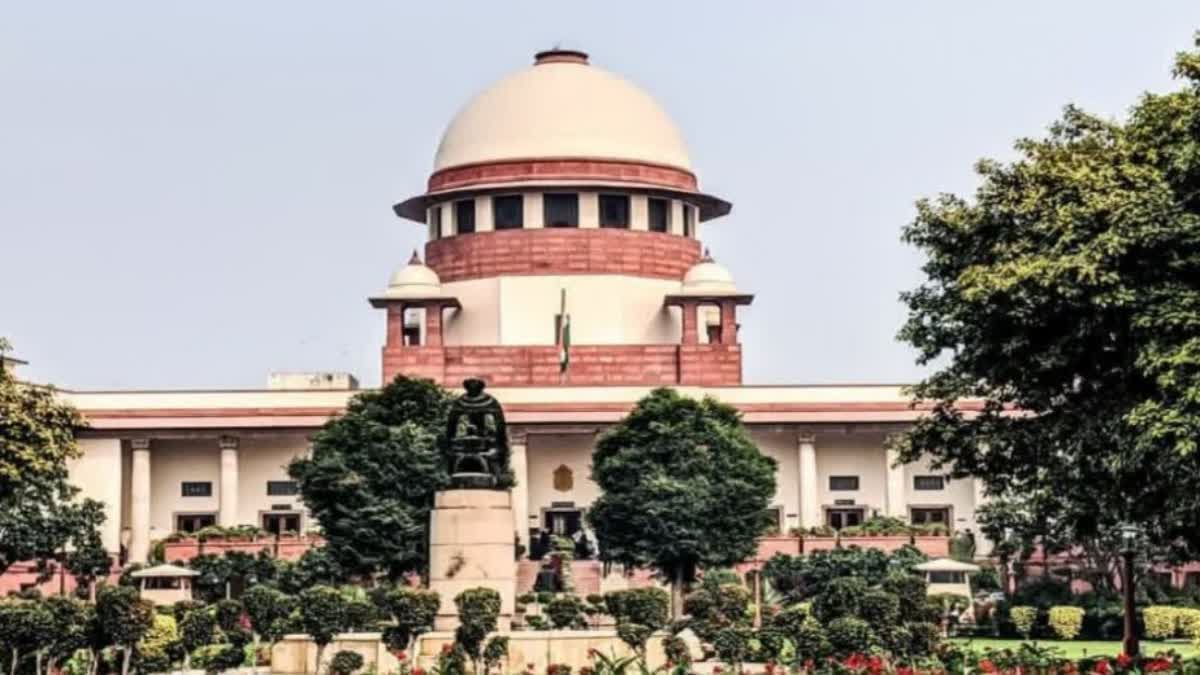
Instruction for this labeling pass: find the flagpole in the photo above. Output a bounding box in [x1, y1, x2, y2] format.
[559, 288, 566, 385]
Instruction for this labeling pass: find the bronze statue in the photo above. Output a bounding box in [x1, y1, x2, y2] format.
[445, 377, 511, 488]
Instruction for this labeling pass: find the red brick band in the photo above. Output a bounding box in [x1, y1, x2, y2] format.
[427, 158, 698, 192]
[382, 343, 743, 387]
[425, 228, 701, 283]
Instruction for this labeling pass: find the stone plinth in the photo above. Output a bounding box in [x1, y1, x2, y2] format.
[429, 489, 516, 631]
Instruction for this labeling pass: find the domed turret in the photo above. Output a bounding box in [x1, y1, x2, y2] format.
[681, 250, 737, 296]
[382, 251, 444, 299]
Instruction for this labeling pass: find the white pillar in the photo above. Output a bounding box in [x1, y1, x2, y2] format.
[510, 430, 530, 556]
[129, 439, 152, 563]
[885, 445, 906, 518]
[797, 433, 820, 529]
[218, 436, 239, 526]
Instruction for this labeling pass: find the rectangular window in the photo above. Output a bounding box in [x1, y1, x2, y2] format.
[544, 193, 579, 228]
[262, 512, 301, 536]
[493, 195, 524, 230]
[176, 513, 216, 533]
[455, 200, 475, 235]
[682, 203, 694, 237]
[181, 481, 212, 497]
[267, 480, 299, 496]
[929, 571, 965, 584]
[828, 476, 859, 491]
[648, 198, 670, 233]
[910, 507, 950, 525]
[914, 475, 946, 491]
[598, 194, 630, 228]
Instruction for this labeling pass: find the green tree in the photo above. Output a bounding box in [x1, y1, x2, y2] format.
[42, 596, 90, 675]
[288, 377, 453, 581]
[242, 586, 294, 665]
[453, 588, 500, 675]
[894, 34, 1200, 638]
[372, 586, 440, 654]
[0, 338, 108, 579]
[298, 585, 348, 674]
[177, 605, 216, 674]
[588, 388, 776, 614]
[96, 585, 154, 675]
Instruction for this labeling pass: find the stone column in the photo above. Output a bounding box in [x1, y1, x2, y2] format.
[797, 433, 820, 529]
[885, 445, 906, 518]
[509, 430, 530, 556]
[719, 300, 738, 345]
[218, 436, 239, 526]
[424, 302, 444, 347]
[129, 439, 152, 563]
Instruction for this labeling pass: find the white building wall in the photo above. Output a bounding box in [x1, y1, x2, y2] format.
[747, 429, 800, 531]
[69, 438, 124, 553]
[816, 433, 889, 516]
[902, 455, 976, 528]
[236, 435, 311, 529]
[525, 433, 600, 534]
[148, 439, 220, 540]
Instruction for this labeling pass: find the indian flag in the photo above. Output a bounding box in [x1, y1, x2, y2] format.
[558, 288, 571, 374]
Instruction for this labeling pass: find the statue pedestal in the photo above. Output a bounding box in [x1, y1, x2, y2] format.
[429, 489, 516, 631]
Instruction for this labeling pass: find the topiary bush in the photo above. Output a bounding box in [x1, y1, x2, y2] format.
[681, 582, 752, 641]
[604, 588, 669, 631]
[812, 577, 867, 622]
[882, 573, 929, 623]
[454, 587, 501, 671]
[329, 650, 364, 675]
[712, 626, 752, 665]
[375, 587, 440, 651]
[545, 594, 586, 629]
[1048, 606, 1085, 640]
[905, 622, 941, 656]
[616, 622, 654, 654]
[826, 616, 876, 657]
[770, 603, 811, 645]
[794, 617, 833, 662]
[858, 589, 901, 630]
[1010, 605, 1038, 638]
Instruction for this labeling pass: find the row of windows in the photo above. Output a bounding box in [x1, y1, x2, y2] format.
[180, 480, 298, 497]
[175, 512, 302, 535]
[771, 505, 953, 531]
[827, 475, 946, 492]
[431, 193, 696, 238]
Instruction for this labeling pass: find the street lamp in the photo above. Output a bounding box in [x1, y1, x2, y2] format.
[1119, 523, 1141, 658]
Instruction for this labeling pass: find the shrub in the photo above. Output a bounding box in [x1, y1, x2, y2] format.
[681, 583, 751, 641]
[329, 650, 364, 675]
[1048, 606, 1085, 640]
[1010, 605, 1038, 638]
[454, 587, 501, 669]
[826, 616, 876, 657]
[545, 594, 586, 629]
[770, 603, 811, 644]
[882, 573, 928, 623]
[878, 624, 912, 656]
[812, 577, 867, 622]
[604, 588, 669, 631]
[840, 516, 911, 537]
[662, 634, 691, 665]
[1144, 606, 1179, 640]
[136, 613, 179, 674]
[905, 621, 941, 656]
[712, 626, 752, 665]
[794, 618, 832, 662]
[753, 627, 787, 661]
[299, 585, 349, 674]
[482, 636, 509, 673]
[858, 589, 901, 630]
[616, 622, 653, 653]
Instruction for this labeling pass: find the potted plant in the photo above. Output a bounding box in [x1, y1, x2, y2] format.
[793, 525, 838, 552]
[838, 516, 913, 552]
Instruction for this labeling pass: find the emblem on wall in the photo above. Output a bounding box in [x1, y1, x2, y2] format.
[553, 464, 574, 492]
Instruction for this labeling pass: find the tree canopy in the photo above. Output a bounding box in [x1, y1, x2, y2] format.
[894, 38, 1200, 559]
[0, 337, 108, 579]
[587, 388, 776, 602]
[288, 376, 453, 581]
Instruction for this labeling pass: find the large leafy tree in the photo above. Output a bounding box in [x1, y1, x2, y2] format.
[0, 338, 109, 579]
[895, 39, 1200, 566]
[588, 388, 777, 613]
[288, 376, 452, 581]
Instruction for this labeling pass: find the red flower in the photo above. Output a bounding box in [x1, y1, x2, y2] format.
[896, 668, 914, 675]
[978, 660, 997, 674]
[867, 655, 884, 675]
[395, 651, 407, 662]
[412, 669, 425, 675]
[1092, 659, 1109, 675]
[714, 667, 723, 674]
[1115, 654, 1132, 669]
[1144, 659, 1172, 673]
[441, 644, 452, 655]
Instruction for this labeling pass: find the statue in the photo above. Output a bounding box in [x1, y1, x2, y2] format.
[445, 378, 510, 489]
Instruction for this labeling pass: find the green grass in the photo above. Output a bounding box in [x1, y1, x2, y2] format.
[950, 638, 1198, 660]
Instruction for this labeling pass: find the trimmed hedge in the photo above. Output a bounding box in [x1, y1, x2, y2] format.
[1048, 606, 1085, 640]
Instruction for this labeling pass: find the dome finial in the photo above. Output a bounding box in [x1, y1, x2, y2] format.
[534, 48, 589, 66]
[702, 247, 713, 262]
[409, 249, 422, 265]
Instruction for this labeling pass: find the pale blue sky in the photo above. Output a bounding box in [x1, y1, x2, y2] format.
[3, 3, 1198, 389]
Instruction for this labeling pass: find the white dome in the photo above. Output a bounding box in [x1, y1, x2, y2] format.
[681, 255, 737, 295]
[433, 51, 692, 172]
[383, 253, 442, 298]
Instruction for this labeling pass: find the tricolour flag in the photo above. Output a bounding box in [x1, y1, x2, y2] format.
[558, 288, 571, 374]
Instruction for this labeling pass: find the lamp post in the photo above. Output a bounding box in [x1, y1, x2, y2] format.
[1119, 523, 1141, 658]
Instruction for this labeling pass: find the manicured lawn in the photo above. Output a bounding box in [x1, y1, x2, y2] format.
[950, 638, 1198, 659]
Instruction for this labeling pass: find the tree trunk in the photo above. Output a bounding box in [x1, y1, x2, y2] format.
[252, 635, 260, 672]
[182, 652, 191, 675]
[1122, 551, 1140, 657]
[315, 644, 325, 675]
[121, 646, 132, 675]
[11, 648, 18, 675]
[671, 567, 685, 619]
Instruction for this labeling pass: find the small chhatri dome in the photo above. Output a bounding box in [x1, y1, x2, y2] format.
[681, 250, 737, 295]
[383, 251, 443, 298]
[432, 48, 692, 172]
